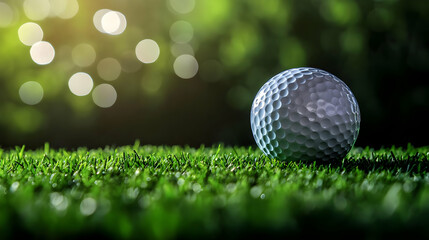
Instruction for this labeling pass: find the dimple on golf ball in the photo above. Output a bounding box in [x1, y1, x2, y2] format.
[250, 67, 361, 161]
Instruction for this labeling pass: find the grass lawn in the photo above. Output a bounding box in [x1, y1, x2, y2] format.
[0, 143, 428, 239]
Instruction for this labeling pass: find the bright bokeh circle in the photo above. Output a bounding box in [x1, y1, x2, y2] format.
[68, 72, 94, 96]
[92, 84, 117, 108]
[135, 39, 160, 64]
[30, 41, 55, 65]
[19, 81, 44, 105]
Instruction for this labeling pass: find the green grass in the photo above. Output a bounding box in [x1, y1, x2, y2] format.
[0, 143, 429, 239]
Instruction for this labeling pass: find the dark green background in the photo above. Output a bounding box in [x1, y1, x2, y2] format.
[0, 0, 428, 148]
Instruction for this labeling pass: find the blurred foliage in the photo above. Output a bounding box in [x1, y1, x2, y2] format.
[0, 0, 428, 148]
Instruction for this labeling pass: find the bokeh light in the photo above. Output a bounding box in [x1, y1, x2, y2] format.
[173, 54, 198, 79]
[135, 39, 160, 64]
[0, 0, 427, 149]
[97, 58, 122, 81]
[111, 11, 127, 35]
[101, 11, 120, 34]
[19, 81, 44, 105]
[0, 2, 13, 27]
[68, 72, 93, 96]
[101, 10, 126, 35]
[94, 9, 127, 35]
[93, 9, 110, 33]
[30, 41, 55, 65]
[23, 0, 51, 21]
[18, 22, 43, 46]
[92, 84, 117, 108]
[169, 21, 194, 43]
[168, 0, 195, 14]
[49, 0, 79, 19]
[72, 43, 96, 67]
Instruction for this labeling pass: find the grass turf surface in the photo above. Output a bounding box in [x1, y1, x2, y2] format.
[0, 143, 429, 239]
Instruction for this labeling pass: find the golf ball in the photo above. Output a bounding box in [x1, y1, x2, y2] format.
[250, 67, 360, 161]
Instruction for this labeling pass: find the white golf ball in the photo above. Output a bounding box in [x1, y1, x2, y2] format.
[250, 67, 361, 161]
